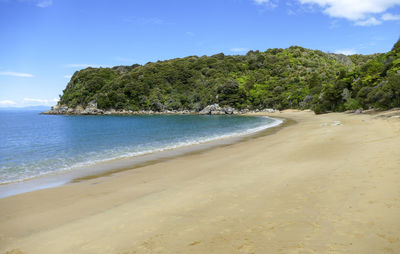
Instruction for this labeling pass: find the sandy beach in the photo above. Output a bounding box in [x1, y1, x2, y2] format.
[1, 110, 400, 254]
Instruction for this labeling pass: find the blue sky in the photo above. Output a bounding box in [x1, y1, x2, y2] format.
[0, 0, 399, 107]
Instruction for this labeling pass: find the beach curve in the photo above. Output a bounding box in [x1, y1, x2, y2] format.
[1, 110, 400, 253]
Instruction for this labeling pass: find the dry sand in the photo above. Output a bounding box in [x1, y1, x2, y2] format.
[1, 110, 400, 254]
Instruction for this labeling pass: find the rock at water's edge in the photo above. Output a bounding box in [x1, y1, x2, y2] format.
[199, 104, 238, 115]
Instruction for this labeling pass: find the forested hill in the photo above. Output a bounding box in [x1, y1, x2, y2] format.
[58, 39, 400, 113]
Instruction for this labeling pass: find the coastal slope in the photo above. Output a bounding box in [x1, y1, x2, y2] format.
[53, 39, 400, 115]
[1, 110, 400, 253]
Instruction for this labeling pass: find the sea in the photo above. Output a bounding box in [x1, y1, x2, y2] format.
[0, 110, 281, 195]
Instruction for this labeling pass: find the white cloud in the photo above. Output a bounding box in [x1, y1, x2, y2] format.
[0, 100, 17, 106]
[382, 13, 400, 20]
[298, 0, 400, 20]
[23, 97, 58, 106]
[9, 0, 53, 8]
[0, 71, 34, 77]
[254, 0, 270, 4]
[355, 17, 382, 26]
[0, 98, 59, 107]
[298, 0, 400, 25]
[63, 75, 72, 79]
[230, 48, 249, 53]
[334, 49, 357, 55]
[36, 0, 52, 8]
[24, 98, 49, 103]
[253, 0, 278, 8]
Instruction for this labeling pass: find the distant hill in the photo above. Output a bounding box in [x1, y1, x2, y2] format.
[57, 39, 400, 114]
[0, 106, 51, 111]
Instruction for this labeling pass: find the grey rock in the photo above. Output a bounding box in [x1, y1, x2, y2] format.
[199, 104, 221, 115]
[224, 107, 235, 114]
[354, 109, 363, 114]
[199, 104, 238, 115]
[87, 100, 97, 108]
[210, 110, 225, 115]
[262, 108, 277, 113]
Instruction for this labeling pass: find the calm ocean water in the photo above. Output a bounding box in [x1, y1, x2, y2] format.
[0, 110, 281, 184]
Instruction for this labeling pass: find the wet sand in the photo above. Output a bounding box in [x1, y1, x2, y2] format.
[1, 110, 400, 254]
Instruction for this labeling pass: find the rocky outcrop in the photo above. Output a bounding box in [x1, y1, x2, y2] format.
[198, 104, 238, 115]
[43, 105, 69, 114]
[80, 101, 104, 115]
[42, 100, 104, 115]
[42, 102, 197, 115]
[43, 102, 279, 116]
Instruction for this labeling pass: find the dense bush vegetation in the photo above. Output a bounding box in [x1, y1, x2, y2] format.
[59, 39, 400, 113]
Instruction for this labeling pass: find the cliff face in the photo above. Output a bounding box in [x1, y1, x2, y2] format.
[52, 40, 400, 114]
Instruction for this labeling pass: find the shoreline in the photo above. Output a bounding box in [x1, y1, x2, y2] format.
[41, 103, 279, 116]
[0, 115, 285, 199]
[71, 116, 292, 183]
[1, 110, 400, 253]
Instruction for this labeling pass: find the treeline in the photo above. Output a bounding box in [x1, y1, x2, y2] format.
[59, 39, 400, 113]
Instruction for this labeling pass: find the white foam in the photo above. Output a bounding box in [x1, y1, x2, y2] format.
[0, 116, 283, 184]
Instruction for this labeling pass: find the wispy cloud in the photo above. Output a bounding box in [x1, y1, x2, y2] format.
[230, 48, 249, 53]
[334, 49, 357, 55]
[287, 9, 296, 15]
[253, 0, 278, 9]
[6, 0, 54, 8]
[24, 98, 49, 103]
[329, 19, 339, 29]
[355, 17, 382, 26]
[63, 75, 72, 79]
[298, 0, 400, 26]
[0, 71, 34, 78]
[382, 13, 400, 21]
[125, 17, 165, 25]
[185, 31, 195, 37]
[36, 0, 52, 8]
[0, 98, 59, 107]
[254, 0, 270, 4]
[23, 97, 58, 105]
[282, 1, 321, 17]
[0, 100, 17, 106]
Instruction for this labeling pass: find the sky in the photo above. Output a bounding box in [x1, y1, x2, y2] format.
[0, 0, 399, 107]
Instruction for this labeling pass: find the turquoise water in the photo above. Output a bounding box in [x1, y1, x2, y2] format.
[0, 110, 281, 184]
